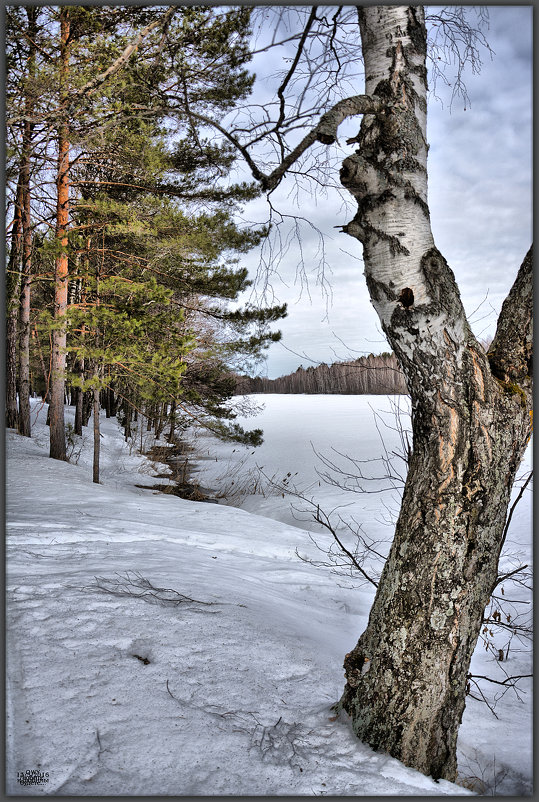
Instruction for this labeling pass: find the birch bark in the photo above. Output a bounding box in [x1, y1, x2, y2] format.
[331, 6, 532, 781]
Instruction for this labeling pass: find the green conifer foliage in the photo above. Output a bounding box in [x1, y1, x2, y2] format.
[16, 5, 286, 454]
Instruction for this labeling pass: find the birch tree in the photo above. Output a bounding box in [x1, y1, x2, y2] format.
[330, 9, 531, 782]
[201, 5, 532, 781]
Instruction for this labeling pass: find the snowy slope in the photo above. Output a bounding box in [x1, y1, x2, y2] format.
[188, 394, 533, 796]
[6, 398, 531, 795]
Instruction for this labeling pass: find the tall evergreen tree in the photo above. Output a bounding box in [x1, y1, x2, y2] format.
[6, 5, 285, 464]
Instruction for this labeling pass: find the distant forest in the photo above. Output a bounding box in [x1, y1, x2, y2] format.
[237, 353, 408, 395]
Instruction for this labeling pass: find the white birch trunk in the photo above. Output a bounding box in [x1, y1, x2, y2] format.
[332, 6, 532, 782]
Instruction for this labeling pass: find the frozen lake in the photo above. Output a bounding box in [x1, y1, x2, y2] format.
[190, 394, 413, 563]
[190, 393, 532, 584]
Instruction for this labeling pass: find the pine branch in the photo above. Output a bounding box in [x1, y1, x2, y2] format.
[72, 7, 175, 100]
[7, 8, 176, 126]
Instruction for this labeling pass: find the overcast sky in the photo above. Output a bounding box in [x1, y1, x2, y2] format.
[234, 5, 532, 379]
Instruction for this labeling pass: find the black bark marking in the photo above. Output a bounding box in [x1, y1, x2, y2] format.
[365, 273, 396, 303]
[398, 287, 414, 308]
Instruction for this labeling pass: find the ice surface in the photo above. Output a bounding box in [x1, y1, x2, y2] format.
[6, 396, 531, 795]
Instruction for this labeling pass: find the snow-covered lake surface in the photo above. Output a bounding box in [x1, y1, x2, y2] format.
[6, 395, 532, 795]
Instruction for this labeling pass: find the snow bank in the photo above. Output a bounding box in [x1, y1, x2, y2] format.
[6, 397, 531, 795]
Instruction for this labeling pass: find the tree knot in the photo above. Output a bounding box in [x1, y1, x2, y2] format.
[398, 287, 414, 309]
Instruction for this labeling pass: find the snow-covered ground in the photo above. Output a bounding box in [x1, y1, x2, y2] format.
[6, 396, 532, 795]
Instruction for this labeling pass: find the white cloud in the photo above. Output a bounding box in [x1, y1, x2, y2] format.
[235, 6, 532, 376]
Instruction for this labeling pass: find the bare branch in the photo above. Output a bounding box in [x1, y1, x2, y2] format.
[86, 571, 215, 608]
[263, 95, 383, 191]
[184, 93, 383, 194]
[468, 672, 532, 689]
[275, 8, 318, 139]
[494, 562, 530, 589]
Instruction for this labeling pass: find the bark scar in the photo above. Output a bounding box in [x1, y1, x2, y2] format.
[427, 551, 441, 619]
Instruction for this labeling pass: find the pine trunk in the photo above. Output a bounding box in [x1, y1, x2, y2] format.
[17, 207, 32, 437]
[104, 385, 112, 418]
[334, 5, 533, 782]
[49, 8, 70, 461]
[32, 324, 50, 403]
[6, 309, 20, 431]
[74, 385, 83, 436]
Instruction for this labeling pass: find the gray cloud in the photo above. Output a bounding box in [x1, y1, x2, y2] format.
[236, 7, 532, 378]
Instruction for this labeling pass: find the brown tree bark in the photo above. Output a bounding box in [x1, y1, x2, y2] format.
[17, 174, 32, 437]
[73, 385, 83, 436]
[49, 7, 70, 460]
[5, 181, 23, 429]
[17, 7, 38, 438]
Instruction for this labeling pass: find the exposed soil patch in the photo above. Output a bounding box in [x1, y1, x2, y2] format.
[138, 439, 218, 503]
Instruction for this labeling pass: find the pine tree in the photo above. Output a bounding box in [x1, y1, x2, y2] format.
[7, 6, 286, 465]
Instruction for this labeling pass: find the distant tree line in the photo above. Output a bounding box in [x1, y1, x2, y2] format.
[236, 353, 408, 395]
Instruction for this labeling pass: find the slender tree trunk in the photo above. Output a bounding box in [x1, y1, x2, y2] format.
[6, 180, 24, 429]
[109, 386, 118, 417]
[17, 175, 32, 437]
[333, 6, 533, 782]
[6, 313, 20, 429]
[74, 357, 84, 436]
[73, 386, 82, 435]
[32, 324, 50, 402]
[18, 144, 34, 436]
[92, 382, 100, 483]
[17, 7, 37, 438]
[122, 401, 132, 441]
[168, 399, 176, 442]
[49, 7, 70, 460]
[155, 402, 167, 440]
[104, 382, 112, 418]
[82, 390, 92, 427]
